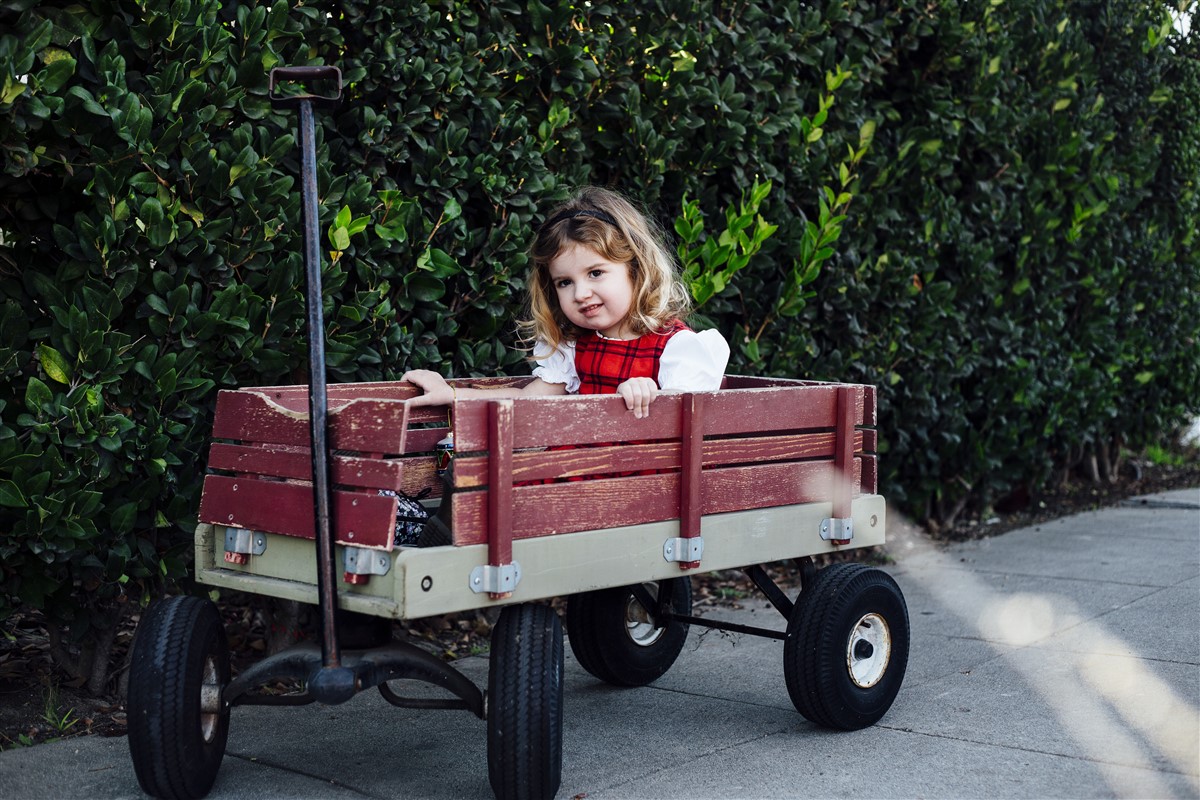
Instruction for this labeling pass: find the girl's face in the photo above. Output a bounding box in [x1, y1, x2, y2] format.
[548, 243, 636, 339]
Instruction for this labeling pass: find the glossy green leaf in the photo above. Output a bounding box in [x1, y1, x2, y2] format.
[37, 345, 72, 384]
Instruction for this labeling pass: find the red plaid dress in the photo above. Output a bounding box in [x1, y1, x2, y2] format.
[536, 320, 690, 483]
[574, 320, 690, 393]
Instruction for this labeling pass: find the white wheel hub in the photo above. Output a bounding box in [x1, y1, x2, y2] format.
[846, 613, 891, 688]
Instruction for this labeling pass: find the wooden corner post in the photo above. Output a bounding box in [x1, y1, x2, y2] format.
[676, 392, 705, 570]
[482, 398, 517, 599]
[825, 385, 858, 546]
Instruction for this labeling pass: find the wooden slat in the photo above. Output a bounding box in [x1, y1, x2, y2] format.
[451, 430, 868, 487]
[703, 431, 864, 466]
[249, 382, 419, 412]
[703, 385, 861, 436]
[448, 459, 861, 545]
[212, 391, 412, 452]
[207, 442, 401, 488]
[452, 394, 684, 451]
[451, 384, 864, 451]
[206, 442, 448, 496]
[457, 442, 682, 487]
[198, 475, 396, 549]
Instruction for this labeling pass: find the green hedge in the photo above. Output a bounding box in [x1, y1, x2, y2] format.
[1, 0, 1196, 682]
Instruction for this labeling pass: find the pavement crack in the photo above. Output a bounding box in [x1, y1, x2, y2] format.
[963, 566, 1187, 590]
[873, 725, 1198, 778]
[647, 684, 793, 713]
[592, 726, 793, 794]
[225, 751, 387, 799]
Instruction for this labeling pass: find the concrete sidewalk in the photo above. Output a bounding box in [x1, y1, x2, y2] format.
[2, 488, 1197, 799]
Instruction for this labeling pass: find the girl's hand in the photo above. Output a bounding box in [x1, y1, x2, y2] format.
[616, 377, 658, 419]
[402, 369, 454, 407]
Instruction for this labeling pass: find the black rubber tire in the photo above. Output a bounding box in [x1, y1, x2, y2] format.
[128, 596, 230, 799]
[565, 577, 692, 687]
[784, 563, 909, 730]
[487, 603, 564, 800]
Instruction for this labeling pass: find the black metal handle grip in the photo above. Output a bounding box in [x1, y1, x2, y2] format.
[269, 66, 342, 109]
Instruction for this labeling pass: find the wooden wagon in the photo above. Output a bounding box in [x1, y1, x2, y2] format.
[127, 374, 909, 800]
[125, 66, 907, 800]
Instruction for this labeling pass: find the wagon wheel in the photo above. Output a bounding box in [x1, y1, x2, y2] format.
[566, 577, 692, 687]
[487, 603, 563, 800]
[783, 563, 909, 730]
[128, 595, 231, 799]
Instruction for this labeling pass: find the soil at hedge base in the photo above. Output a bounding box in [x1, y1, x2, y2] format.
[2, 459, 1197, 753]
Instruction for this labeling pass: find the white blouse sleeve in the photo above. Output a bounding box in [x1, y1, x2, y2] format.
[531, 339, 580, 394]
[658, 329, 730, 391]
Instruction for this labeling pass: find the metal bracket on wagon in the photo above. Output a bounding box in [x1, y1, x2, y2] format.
[343, 547, 391, 585]
[663, 536, 704, 563]
[223, 528, 267, 565]
[820, 518, 854, 544]
[469, 562, 522, 595]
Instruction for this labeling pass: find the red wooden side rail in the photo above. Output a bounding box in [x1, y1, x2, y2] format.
[196, 377, 878, 556]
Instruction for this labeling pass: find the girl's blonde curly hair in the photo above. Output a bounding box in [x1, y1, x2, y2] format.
[518, 187, 692, 353]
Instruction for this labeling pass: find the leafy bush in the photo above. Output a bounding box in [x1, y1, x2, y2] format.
[1, 0, 1196, 690]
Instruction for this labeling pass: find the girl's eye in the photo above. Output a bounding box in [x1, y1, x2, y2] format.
[589, 269, 604, 279]
[555, 279, 571, 289]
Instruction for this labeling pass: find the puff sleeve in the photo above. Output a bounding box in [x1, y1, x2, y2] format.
[657, 329, 730, 391]
[530, 339, 580, 393]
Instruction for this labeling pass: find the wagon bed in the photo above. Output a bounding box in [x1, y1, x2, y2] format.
[193, 375, 885, 619]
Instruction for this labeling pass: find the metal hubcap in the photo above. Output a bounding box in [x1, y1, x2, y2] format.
[625, 584, 666, 647]
[846, 613, 891, 689]
[199, 655, 222, 743]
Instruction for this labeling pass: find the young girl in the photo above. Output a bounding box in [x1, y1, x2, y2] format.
[402, 187, 729, 415]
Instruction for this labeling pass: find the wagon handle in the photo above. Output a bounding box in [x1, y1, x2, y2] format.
[271, 64, 354, 704]
[269, 66, 342, 109]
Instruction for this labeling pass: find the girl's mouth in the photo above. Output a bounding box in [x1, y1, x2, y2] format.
[580, 303, 602, 316]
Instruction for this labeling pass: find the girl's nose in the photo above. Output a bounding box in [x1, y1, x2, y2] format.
[574, 283, 592, 301]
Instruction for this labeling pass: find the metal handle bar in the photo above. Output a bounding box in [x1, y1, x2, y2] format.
[269, 66, 342, 109]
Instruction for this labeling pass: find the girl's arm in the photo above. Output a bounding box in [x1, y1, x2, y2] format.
[401, 369, 568, 407]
